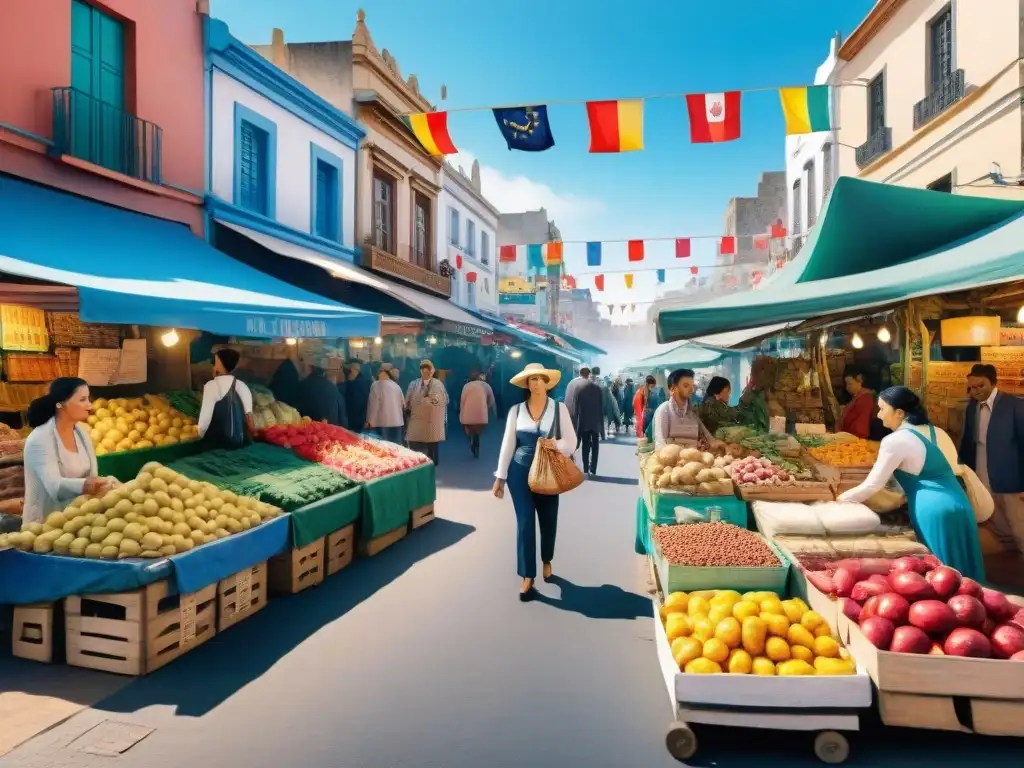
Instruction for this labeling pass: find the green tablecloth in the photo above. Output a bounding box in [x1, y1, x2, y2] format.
[97, 440, 206, 481]
[635, 496, 654, 555]
[359, 462, 436, 538]
[289, 485, 363, 548]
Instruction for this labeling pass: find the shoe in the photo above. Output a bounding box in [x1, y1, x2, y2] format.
[519, 579, 536, 601]
[542, 563, 553, 582]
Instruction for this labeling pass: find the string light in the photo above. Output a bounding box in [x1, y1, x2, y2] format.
[851, 333, 864, 349]
[877, 326, 891, 343]
[285, 337, 298, 346]
[374, 336, 383, 345]
[510, 350, 523, 359]
[1017, 305, 1024, 323]
[160, 329, 179, 348]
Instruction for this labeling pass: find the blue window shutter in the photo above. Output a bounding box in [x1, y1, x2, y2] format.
[310, 147, 341, 241]
[239, 122, 264, 214]
[70, 1, 124, 170]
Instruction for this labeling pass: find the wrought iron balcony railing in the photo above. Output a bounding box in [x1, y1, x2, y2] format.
[913, 69, 966, 130]
[361, 242, 451, 297]
[855, 127, 892, 169]
[51, 87, 162, 184]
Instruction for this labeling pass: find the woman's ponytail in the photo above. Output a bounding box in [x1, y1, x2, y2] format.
[27, 394, 58, 428]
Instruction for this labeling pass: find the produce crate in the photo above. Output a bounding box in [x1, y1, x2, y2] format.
[65, 581, 217, 676]
[410, 503, 435, 529]
[653, 535, 791, 595]
[268, 537, 325, 595]
[217, 562, 268, 631]
[55, 347, 80, 378]
[12, 602, 59, 664]
[876, 691, 1024, 737]
[4, 354, 59, 382]
[736, 481, 834, 502]
[326, 524, 355, 576]
[359, 524, 407, 557]
[46, 312, 122, 348]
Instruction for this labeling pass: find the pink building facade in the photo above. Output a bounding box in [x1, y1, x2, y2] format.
[0, 0, 206, 235]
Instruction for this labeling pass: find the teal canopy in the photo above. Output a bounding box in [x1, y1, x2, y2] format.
[657, 178, 1024, 342]
[625, 341, 736, 372]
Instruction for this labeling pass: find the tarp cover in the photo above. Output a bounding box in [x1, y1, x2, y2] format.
[625, 341, 736, 372]
[0, 177, 380, 338]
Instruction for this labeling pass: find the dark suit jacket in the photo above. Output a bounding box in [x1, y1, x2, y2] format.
[297, 373, 348, 427]
[563, 376, 586, 420]
[958, 391, 1024, 494]
[573, 380, 605, 433]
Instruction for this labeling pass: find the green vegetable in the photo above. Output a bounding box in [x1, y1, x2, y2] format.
[164, 389, 202, 419]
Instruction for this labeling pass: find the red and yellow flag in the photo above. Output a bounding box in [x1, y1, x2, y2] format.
[585, 100, 644, 153]
[545, 241, 564, 265]
[407, 112, 458, 156]
[624, 273, 634, 289]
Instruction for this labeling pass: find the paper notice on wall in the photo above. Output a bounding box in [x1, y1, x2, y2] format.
[77, 348, 121, 386]
[113, 338, 147, 385]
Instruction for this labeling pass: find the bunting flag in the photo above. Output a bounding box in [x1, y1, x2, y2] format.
[771, 222, 787, 238]
[630, 303, 636, 312]
[607, 304, 614, 314]
[466, 271, 478, 283]
[499, 244, 517, 263]
[753, 234, 770, 251]
[686, 91, 742, 143]
[545, 241, 563, 265]
[620, 304, 627, 312]
[586, 99, 644, 153]
[492, 105, 555, 151]
[675, 238, 691, 258]
[690, 266, 699, 275]
[527, 243, 545, 273]
[624, 274, 634, 289]
[455, 253, 463, 269]
[594, 274, 605, 291]
[720, 236, 736, 255]
[627, 239, 645, 262]
[406, 112, 458, 156]
[656, 269, 666, 283]
[779, 86, 832, 135]
[586, 241, 602, 266]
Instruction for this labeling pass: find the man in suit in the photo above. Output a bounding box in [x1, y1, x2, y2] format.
[572, 370, 605, 478]
[563, 366, 589, 420]
[959, 364, 1024, 553]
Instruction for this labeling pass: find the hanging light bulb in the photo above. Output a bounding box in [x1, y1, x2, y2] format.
[161, 329, 179, 348]
[877, 326, 891, 343]
[819, 332, 828, 345]
[285, 337, 298, 346]
[428, 335, 438, 345]
[403, 337, 410, 343]
[510, 349, 522, 359]
[851, 333, 864, 349]
[374, 336, 383, 345]
[1017, 305, 1024, 324]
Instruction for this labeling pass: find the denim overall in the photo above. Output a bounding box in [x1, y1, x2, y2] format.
[506, 401, 560, 579]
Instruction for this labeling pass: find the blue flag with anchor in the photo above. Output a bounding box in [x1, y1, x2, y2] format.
[492, 105, 555, 152]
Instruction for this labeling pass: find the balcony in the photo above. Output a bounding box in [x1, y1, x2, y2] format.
[51, 87, 162, 184]
[855, 127, 892, 169]
[361, 242, 451, 297]
[913, 69, 966, 130]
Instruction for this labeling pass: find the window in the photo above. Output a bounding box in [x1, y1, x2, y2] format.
[448, 207, 459, 246]
[929, 7, 953, 88]
[467, 280, 477, 309]
[413, 192, 431, 267]
[792, 180, 802, 237]
[868, 74, 885, 135]
[372, 171, 395, 253]
[928, 173, 953, 193]
[234, 103, 277, 218]
[466, 219, 476, 257]
[821, 143, 833, 203]
[70, 0, 125, 172]
[805, 160, 817, 228]
[481, 230, 490, 264]
[310, 144, 342, 242]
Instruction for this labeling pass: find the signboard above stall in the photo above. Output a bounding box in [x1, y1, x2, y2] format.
[0, 304, 49, 352]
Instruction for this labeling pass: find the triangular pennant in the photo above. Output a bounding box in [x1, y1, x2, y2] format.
[594, 274, 605, 292]
[690, 265, 699, 275]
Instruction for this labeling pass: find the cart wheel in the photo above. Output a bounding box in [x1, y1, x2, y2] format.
[813, 731, 849, 765]
[665, 723, 697, 762]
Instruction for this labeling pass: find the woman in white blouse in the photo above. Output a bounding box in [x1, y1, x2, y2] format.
[839, 386, 984, 580]
[23, 378, 114, 525]
[493, 363, 577, 601]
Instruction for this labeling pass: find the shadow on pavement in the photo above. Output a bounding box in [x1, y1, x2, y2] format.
[84, 518, 475, 719]
[534, 576, 650, 621]
[589, 475, 639, 486]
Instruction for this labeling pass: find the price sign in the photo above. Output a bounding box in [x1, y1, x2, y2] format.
[235, 570, 253, 613]
[180, 595, 197, 645]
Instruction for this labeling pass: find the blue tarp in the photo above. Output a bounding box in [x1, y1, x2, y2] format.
[0, 177, 380, 339]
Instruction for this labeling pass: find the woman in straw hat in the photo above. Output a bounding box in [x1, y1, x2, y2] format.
[493, 362, 578, 601]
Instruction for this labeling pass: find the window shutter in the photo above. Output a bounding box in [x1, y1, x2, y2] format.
[239, 123, 260, 212]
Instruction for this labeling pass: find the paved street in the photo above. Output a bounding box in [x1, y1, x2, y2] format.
[3, 427, 1024, 767]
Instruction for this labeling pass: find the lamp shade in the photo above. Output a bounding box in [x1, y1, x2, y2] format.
[941, 316, 1001, 347]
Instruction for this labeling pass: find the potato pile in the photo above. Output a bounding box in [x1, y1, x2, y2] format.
[87, 396, 200, 456]
[645, 444, 734, 496]
[4, 462, 282, 559]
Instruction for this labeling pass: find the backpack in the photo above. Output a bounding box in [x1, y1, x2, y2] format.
[205, 377, 251, 450]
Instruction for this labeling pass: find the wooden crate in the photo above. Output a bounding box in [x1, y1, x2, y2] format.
[359, 524, 407, 557]
[410, 503, 435, 529]
[268, 537, 325, 595]
[878, 691, 1024, 736]
[12, 603, 57, 663]
[326, 524, 355, 576]
[65, 581, 216, 676]
[737, 482, 834, 502]
[217, 562, 268, 631]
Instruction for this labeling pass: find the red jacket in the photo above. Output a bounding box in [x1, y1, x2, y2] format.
[839, 390, 874, 439]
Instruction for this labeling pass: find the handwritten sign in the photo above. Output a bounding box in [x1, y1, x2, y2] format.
[113, 338, 147, 384]
[77, 348, 121, 386]
[0, 305, 49, 351]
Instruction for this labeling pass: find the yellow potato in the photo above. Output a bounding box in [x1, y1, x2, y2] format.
[813, 636, 841, 659]
[666, 614, 691, 643]
[690, 616, 714, 643]
[777, 659, 816, 676]
[714, 617, 742, 649]
[661, 592, 690, 619]
[787, 624, 817, 651]
[684, 658, 722, 675]
[727, 648, 752, 674]
[781, 599, 806, 624]
[741, 616, 767, 656]
[710, 590, 741, 607]
[790, 645, 814, 664]
[732, 600, 760, 622]
[671, 636, 703, 669]
[751, 656, 776, 676]
[814, 623, 832, 638]
[687, 596, 711, 618]
[688, 590, 718, 601]
[760, 598, 785, 616]
[748, 591, 778, 603]
[702, 638, 730, 664]
[707, 604, 732, 625]
[814, 657, 855, 676]
[761, 612, 790, 638]
[801, 610, 826, 632]
[765, 636, 791, 662]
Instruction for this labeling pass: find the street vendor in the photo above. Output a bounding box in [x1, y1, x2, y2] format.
[652, 368, 702, 449]
[838, 386, 984, 580]
[697, 376, 745, 435]
[838, 365, 874, 439]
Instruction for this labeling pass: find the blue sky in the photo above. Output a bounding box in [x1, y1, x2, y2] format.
[212, 0, 875, 310]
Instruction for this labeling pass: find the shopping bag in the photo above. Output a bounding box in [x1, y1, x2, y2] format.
[960, 465, 994, 523]
[528, 402, 584, 495]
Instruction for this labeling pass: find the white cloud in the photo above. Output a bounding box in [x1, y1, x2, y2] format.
[447, 150, 605, 225]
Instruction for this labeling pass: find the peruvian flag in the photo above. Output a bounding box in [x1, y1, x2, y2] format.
[686, 91, 742, 143]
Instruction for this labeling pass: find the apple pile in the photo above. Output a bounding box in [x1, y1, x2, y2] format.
[833, 556, 1024, 660]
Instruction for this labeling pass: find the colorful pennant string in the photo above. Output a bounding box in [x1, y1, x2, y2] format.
[586, 241, 602, 266]
[627, 240, 645, 262]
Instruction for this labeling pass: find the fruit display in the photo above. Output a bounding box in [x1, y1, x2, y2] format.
[827, 556, 1024, 660]
[0, 465, 25, 515]
[807, 438, 879, 468]
[727, 456, 821, 488]
[86, 396, 199, 455]
[250, 384, 303, 430]
[654, 522, 781, 568]
[169, 443, 356, 511]
[644, 444, 734, 496]
[262, 422, 429, 480]
[660, 589, 856, 675]
[0, 462, 283, 559]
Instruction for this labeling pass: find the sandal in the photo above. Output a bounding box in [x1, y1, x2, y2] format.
[542, 563, 553, 582]
[519, 578, 536, 601]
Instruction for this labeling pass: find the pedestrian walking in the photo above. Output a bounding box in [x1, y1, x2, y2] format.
[493, 363, 577, 601]
[572, 368, 604, 477]
[405, 359, 448, 465]
[366, 363, 405, 443]
[343, 359, 371, 436]
[460, 372, 496, 458]
[621, 378, 635, 431]
[633, 374, 657, 439]
[296, 364, 348, 427]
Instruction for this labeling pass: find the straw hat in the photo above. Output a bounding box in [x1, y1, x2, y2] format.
[510, 362, 561, 390]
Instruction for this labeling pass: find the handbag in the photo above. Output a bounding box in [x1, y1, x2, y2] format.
[528, 402, 585, 495]
[960, 465, 995, 523]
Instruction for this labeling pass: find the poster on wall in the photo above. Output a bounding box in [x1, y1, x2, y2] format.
[0, 304, 49, 352]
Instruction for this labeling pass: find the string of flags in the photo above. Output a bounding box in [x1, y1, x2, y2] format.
[404, 85, 835, 156]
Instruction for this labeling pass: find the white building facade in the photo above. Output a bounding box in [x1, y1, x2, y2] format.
[785, 34, 841, 253]
[439, 160, 498, 314]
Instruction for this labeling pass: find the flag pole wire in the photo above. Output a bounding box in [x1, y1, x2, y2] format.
[501, 233, 784, 245]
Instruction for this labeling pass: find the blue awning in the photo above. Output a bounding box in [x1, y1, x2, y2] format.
[0, 177, 379, 339]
